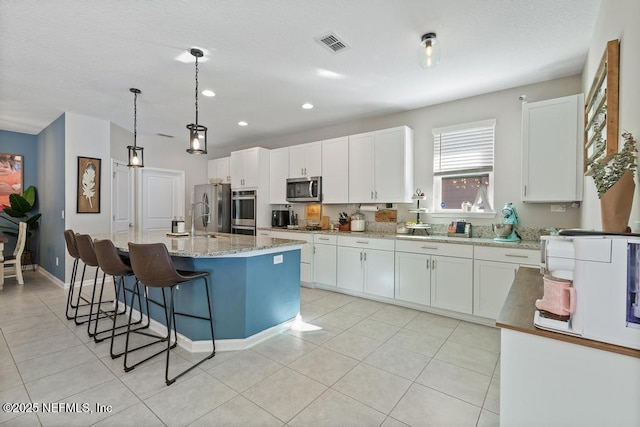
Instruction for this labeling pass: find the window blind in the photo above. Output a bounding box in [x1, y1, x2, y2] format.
[433, 119, 495, 176]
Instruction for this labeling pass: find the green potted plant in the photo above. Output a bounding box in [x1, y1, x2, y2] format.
[1, 185, 41, 264]
[587, 131, 637, 232]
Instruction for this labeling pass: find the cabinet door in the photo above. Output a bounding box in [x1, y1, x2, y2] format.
[217, 157, 231, 183]
[348, 133, 374, 203]
[230, 151, 244, 188]
[522, 94, 583, 202]
[304, 141, 322, 177]
[313, 243, 337, 287]
[289, 145, 306, 178]
[364, 249, 395, 298]
[269, 148, 289, 204]
[374, 127, 412, 203]
[395, 252, 430, 306]
[431, 255, 473, 314]
[473, 260, 518, 319]
[337, 246, 364, 293]
[242, 148, 259, 188]
[322, 137, 349, 203]
[207, 159, 217, 181]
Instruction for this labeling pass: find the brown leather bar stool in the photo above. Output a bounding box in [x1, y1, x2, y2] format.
[75, 234, 123, 336]
[126, 242, 215, 385]
[93, 239, 149, 350]
[63, 230, 85, 321]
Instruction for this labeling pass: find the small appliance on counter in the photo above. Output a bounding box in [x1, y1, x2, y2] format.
[535, 234, 640, 350]
[493, 202, 520, 242]
[271, 210, 290, 228]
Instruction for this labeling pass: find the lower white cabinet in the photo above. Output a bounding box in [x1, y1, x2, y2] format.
[271, 231, 313, 284]
[395, 240, 473, 313]
[313, 234, 337, 287]
[473, 246, 540, 319]
[336, 236, 395, 298]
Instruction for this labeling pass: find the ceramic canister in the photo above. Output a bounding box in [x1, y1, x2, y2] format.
[535, 274, 576, 316]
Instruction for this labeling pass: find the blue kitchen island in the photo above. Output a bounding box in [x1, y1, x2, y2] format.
[101, 230, 303, 351]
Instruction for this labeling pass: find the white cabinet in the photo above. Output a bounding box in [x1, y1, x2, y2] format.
[521, 94, 584, 202]
[289, 141, 321, 178]
[271, 231, 313, 284]
[230, 147, 269, 189]
[395, 240, 473, 314]
[336, 236, 395, 298]
[269, 147, 289, 204]
[348, 126, 413, 203]
[313, 234, 337, 287]
[321, 136, 349, 203]
[207, 157, 231, 184]
[473, 246, 539, 320]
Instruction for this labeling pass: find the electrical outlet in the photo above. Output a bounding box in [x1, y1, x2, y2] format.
[550, 205, 566, 213]
[55, 257, 59, 266]
[273, 254, 283, 264]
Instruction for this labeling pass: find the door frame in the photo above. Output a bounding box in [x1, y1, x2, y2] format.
[110, 158, 134, 233]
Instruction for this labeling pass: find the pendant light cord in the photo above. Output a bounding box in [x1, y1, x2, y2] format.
[133, 91, 138, 148]
[194, 55, 199, 127]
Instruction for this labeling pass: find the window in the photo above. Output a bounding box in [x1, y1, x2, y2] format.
[432, 119, 495, 212]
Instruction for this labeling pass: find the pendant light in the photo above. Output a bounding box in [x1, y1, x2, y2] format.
[127, 88, 144, 167]
[186, 48, 207, 154]
[418, 32, 441, 69]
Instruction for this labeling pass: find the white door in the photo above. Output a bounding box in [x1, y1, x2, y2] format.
[138, 167, 185, 231]
[111, 159, 133, 233]
[322, 137, 349, 203]
[269, 148, 289, 204]
[337, 246, 364, 292]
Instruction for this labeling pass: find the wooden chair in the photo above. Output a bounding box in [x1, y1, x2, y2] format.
[2, 222, 27, 285]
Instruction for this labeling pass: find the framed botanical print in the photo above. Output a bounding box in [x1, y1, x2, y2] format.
[0, 152, 23, 211]
[77, 156, 101, 213]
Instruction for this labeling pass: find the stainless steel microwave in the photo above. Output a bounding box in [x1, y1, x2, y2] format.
[286, 176, 322, 203]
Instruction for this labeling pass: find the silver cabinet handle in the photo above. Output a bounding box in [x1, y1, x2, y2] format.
[371, 191, 374, 200]
[523, 185, 527, 197]
[360, 252, 363, 261]
[313, 247, 316, 254]
[375, 191, 378, 199]
[364, 252, 367, 261]
[426, 259, 430, 269]
[421, 246, 439, 250]
[432, 259, 436, 269]
[505, 254, 528, 259]
[356, 241, 369, 244]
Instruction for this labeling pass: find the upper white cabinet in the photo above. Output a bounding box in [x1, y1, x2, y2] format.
[289, 141, 322, 178]
[230, 147, 269, 189]
[322, 136, 349, 203]
[348, 126, 413, 204]
[269, 147, 289, 204]
[207, 157, 231, 184]
[521, 94, 584, 202]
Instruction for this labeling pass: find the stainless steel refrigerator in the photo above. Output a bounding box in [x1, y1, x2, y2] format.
[193, 183, 231, 233]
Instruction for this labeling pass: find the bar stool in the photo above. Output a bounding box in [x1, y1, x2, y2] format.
[93, 239, 149, 350]
[125, 242, 215, 385]
[75, 234, 123, 336]
[63, 230, 84, 321]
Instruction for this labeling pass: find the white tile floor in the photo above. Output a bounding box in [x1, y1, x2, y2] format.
[0, 271, 501, 426]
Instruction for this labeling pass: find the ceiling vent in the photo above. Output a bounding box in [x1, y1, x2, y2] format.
[156, 133, 174, 138]
[315, 32, 349, 54]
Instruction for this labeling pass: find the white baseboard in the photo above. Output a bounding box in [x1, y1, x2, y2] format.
[116, 301, 294, 352]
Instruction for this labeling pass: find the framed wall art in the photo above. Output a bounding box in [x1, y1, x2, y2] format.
[0, 152, 23, 211]
[584, 39, 619, 174]
[77, 156, 101, 213]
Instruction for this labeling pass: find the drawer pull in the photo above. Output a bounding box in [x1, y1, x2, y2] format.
[420, 246, 439, 250]
[356, 241, 369, 244]
[505, 254, 528, 258]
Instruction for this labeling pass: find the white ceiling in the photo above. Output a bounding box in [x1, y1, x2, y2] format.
[0, 0, 600, 150]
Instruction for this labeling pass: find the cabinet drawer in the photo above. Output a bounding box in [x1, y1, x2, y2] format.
[270, 231, 312, 243]
[474, 246, 539, 265]
[337, 235, 395, 251]
[314, 234, 337, 245]
[395, 239, 473, 258]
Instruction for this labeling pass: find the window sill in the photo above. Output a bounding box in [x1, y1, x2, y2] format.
[430, 211, 497, 219]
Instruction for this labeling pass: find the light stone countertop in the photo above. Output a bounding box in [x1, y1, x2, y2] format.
[94, 230, 306, 258]
[262, 227, 541, 250]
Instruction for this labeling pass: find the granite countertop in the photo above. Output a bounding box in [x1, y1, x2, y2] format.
[263, 227, 541, 250]
[497, 267, 640, 358]
[96, 230, 305, 258]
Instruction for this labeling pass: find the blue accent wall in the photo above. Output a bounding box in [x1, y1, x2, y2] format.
[0, 130, 38, 256]
[37, 114, 66, 280]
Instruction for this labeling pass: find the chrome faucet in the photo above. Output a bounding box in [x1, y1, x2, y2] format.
[190, 201, 210, 236]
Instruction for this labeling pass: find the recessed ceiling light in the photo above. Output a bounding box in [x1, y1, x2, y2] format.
[202, 89, 215, 97]
[238, 121, 248, 126]
[301, 103, 314, 110]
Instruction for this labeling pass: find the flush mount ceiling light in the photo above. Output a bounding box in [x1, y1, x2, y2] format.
[301, 103, 314, 110]
[127, 88, 144, 168]
[238, 121, 248, 126]
[186, 48, 207, 154]
[418, 32, 441, 69]
[202, 89, 215, 97]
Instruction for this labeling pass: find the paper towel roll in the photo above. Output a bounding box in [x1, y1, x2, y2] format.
[359, 205, 379, 212]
